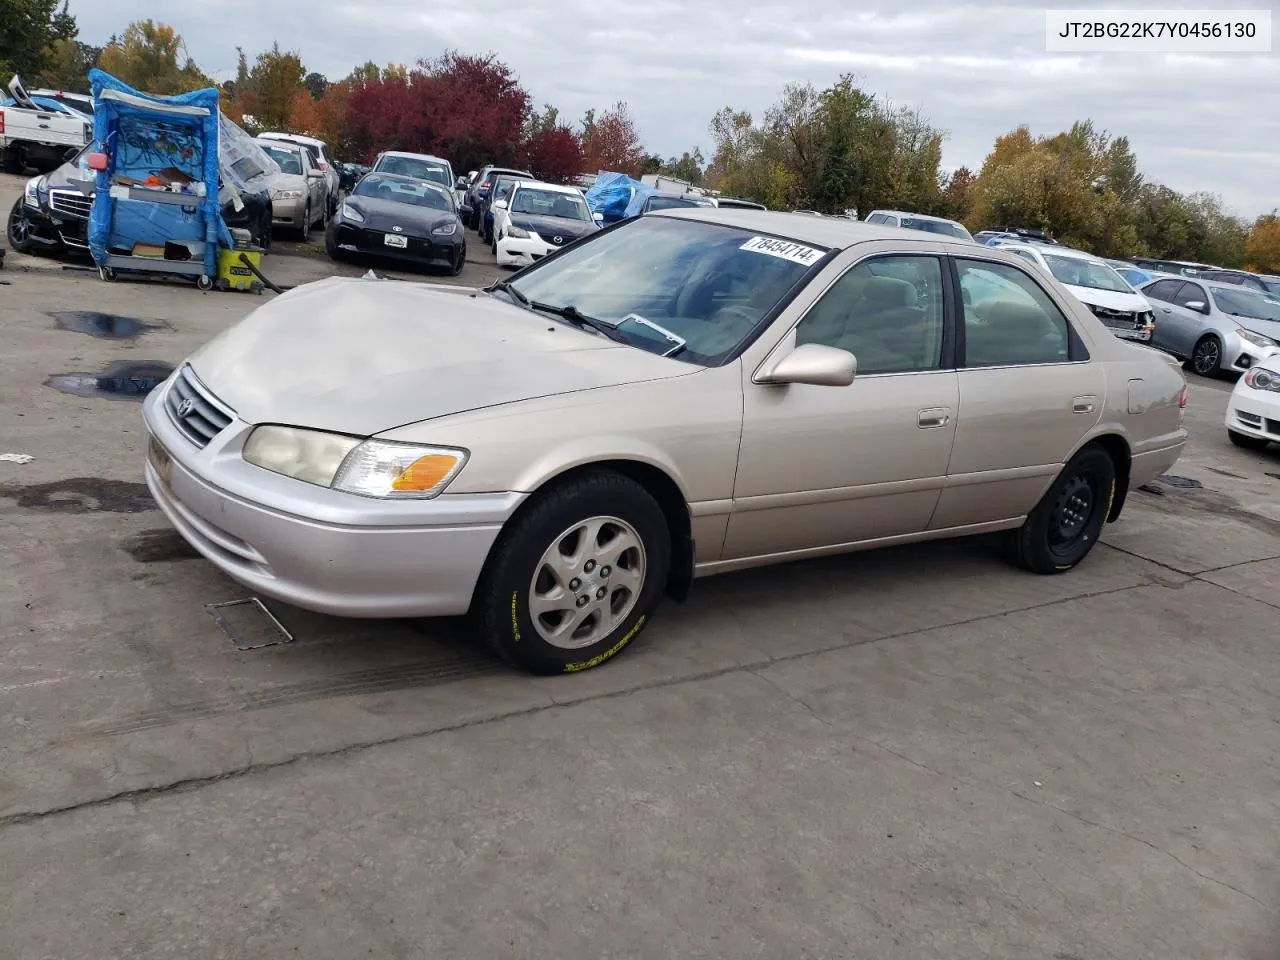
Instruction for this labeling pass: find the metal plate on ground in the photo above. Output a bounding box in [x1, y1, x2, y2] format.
[205, 598, 295, 651]
[1157, 474, 1203, 489]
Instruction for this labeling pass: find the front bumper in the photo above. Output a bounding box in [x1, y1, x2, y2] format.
[271, 196, 307, 225]
[18, 194, 89, 253]
[1222, 333, 1280, 373]
[141, 375, 524, 618]
[1226, 391, 1280, 441]
[496, 233, 558, 267]
[331, 222, 462, 268]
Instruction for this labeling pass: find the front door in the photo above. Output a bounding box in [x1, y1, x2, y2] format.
[929, 256, 1105, 529]
[723, 253, 959, 560]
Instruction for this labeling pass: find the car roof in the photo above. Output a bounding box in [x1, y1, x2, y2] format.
[656, 207, 1018, 252]
[484, 166, 531, 175]
[379, 151, 450, 163]
[510, 181, 583, 195]
[870, 209, 964, 226]
[260, 131, 327, 149]
[255, 138, 303, 152]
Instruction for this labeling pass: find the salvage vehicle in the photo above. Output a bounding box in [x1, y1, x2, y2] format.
[1, 75, 90, 173]
[480, 171, 535, 245]
[142, 210, 1188, 675]
[1224, 363, 1280, 449]
[324, 172, 465, 273]
[258, 131, 340, 213]
[864, 209, 974, 242]
[464, 164, 532, 230]
[494, 180, 600, 266]
[255, 138, 328, 236]
[370, 151, 455, 191]
[1139, 276, 1280, 376]
[994, 242, 1156, 343]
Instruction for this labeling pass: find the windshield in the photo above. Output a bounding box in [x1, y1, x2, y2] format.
[504, 217, 827, 365]
[261, 146, 302, 175]
[511, 188, 591, 220]
[899, 217, 971, 241]
[1042, 254, 1132, 293]
[377, 155, 451, 186]
[647, 195, 704, 211]
[1212, 288, 1280, 322]
[354, 175, 452, 211]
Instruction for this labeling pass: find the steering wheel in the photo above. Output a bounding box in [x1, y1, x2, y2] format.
[709, 303, 759, 328]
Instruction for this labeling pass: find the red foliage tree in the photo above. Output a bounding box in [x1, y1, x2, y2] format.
[522, 125, 584, 183]
[345, 52, 530, 172]
[581, 101, 646, 176]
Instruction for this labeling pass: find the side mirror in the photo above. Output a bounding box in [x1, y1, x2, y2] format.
[592, 211, 604, 222]
[758, 343, 856, 387]
[1185, 300, 1207, 313]
[493, 199, 508, 210]
[63, 147, 79, 163]
[86, 151, 108, 171]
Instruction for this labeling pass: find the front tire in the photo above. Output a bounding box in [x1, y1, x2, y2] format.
[1186, 335, 1222, 377]
[451, 243, 466, 276]
[6, 197, 34, 253]
[1228, 429, 1270, 450]
[1006, 443, 1116, 575]
[472, 470, 671, 675]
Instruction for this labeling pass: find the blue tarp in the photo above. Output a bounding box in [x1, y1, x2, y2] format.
[584, 171, 646, 223]
[87, 69, 228, 278]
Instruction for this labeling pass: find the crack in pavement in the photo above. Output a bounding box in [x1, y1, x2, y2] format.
[0, 575, 1255, 832]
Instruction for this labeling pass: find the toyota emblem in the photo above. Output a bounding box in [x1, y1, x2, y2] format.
[176, 398, 195, 418]
[392, 225, 403, 233]
[553, 236, 563, 244]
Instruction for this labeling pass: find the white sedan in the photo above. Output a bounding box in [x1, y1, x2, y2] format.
[1225, 364, 1280, 449]
[494, 182, 601, 267]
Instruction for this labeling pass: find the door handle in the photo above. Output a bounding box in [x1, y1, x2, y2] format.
[918, 406, 951, 428]
[1072, 395, 1097, 414]
[1161, 307, 1172, 313]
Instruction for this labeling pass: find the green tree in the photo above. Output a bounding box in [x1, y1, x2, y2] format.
[0, 0, 77, 78]
[303, 71, 328, 100]
[37, 37, 98, 90]
[661, 148, 704, 185]
[240, 42, 306, 130]
[96, 20, 210, 94]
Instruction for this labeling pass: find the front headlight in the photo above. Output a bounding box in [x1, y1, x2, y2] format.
[243, 426, 467, 499]
[243, 426, 361, 486]
[340, 202, 364, 223]
[506, 225, 531, 239]
[431, 221, 457, 236]
[1243, 367, 1280, 392]
[1236, 329, 1276, 349]
[24, 176, 45, 207]
[272, 189, 303, 200]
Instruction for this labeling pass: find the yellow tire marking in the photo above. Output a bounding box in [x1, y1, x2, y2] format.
[564, 615, 647, 673]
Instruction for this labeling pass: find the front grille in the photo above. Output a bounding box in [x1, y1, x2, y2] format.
[1266, 418, 1280, 437]
[350, 226, 435, 257]
[49, 189, 92, 219]
[164, 366, 233, 448]
[1089, 304, 1139, 325]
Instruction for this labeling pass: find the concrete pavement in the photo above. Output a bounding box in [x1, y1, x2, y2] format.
[1, 170, 1278, 958]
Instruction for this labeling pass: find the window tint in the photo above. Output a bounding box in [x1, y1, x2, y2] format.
[1144, 279, 1183, 302]
[1173, 283, 1207, 309]
[864, 213, 888, 224]
[794, 256, 945, 374]
[956, 259, 1071, 367]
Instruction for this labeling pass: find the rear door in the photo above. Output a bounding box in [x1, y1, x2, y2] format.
[928, 255, 1105, 530]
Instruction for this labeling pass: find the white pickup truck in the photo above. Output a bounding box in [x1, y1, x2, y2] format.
[1, 76, 91, 174]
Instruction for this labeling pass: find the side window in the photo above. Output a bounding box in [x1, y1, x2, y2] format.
[865, 213, 886, 224]
[956, 259, 1072, 367]
[1145, 279, 1184, 302]
[794, 256, 946, 374]
[1173, 283, 1207, 310]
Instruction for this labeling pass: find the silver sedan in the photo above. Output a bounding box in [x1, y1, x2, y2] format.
[1138, 275, 1280, 375]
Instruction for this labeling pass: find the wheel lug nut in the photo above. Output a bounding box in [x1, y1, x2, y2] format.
[584, 560, 596, 572]
[596, 587, 606, 599]
[577, 595, 589, 607]
[600, 566, 611, 578]
[569, 578, 581, 590]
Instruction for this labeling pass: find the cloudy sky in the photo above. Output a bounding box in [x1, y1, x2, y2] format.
[72, 0, 1278, 218]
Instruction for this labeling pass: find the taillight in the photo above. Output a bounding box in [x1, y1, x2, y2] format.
[1178, 385, 1188, 408]
[480, 179, 491, 189]
[0, 109, 5, 135]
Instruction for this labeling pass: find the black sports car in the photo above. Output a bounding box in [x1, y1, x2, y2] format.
[325, 172, 465, 274]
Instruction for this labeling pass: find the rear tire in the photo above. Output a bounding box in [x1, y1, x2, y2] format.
[1006, 444, 1116, 575]
[472, 470, 671, 675]
[2, 147, 23, 174]
[1228, 429, 1270, 450]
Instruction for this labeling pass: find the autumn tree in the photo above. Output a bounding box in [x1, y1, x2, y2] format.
[37, 37, 100, 90]
[316, 81, 354, 157]
[939, 166, 976, 221]
[580, 101, 646, 175]
[97, 21, 210, 94]
[238, 43, 306, 130]
[1245, 214, 1280, 273]
[0, 0, 77, 79]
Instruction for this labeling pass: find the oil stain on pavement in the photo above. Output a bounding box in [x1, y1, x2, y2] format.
[45, 361, 175, 401]
[0, 478, 156, 513]
[50, 311, 163, 339]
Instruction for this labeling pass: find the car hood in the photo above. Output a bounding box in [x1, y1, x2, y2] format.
[267, 172, 306, 191]
[1231, 315, 1280, 341]
[186, 277, 693, 436]
[1062, 284, 1151, 313]
[343, 196, 455, 233]
[509, 213, 597, 242]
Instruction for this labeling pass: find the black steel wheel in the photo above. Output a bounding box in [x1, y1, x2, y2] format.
[1006, 443, 1117, 574]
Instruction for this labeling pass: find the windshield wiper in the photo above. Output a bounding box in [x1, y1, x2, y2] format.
[487, 279, 529, 307]
[531, 302, 629, 344]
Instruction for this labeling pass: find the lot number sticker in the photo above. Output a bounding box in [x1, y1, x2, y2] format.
[740, 236, 824, 266]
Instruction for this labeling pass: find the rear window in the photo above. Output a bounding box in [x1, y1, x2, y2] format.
[376, 155, 451, 186]
[900, 217, 971, 240]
